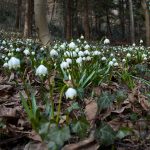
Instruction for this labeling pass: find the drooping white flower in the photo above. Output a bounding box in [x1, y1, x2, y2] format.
[101, 56, 106, 61]
[40, 47, 44, 51]
[65, 88, 77, 99]
[84, 50, 90, 55]
[140, 39, 143, 44]
[112, 58, 116, 62]
[93, 51, 101, 56]
[132, 43, 136, 47]
[31, 51, 35, 55]
[69, 42, 76, 49]
[142, 54, 147, 58]
[23, 48, 30, 55]
[80, 35, 84, 39]
[126, 53, 131, 57]
[2, 40, 6, 45]
[60, 61, 69, 69]
[66, 58, 72, 64]
[50, 49, 58, 57]
[64, 51, 71, 57]
[10, 45, 13, 48]
[76, 57, 82, 64]
[114, 62, 118, 66]
[84, 44, 90, 50]
[36, 64, 48, 76]
[86, 56, 91, 61]
[75, 48, 79, 53]
[8, 57, 20, 69]
[2, 55, 5, 59]
[16, 48, 21, 52]
[122, 59, 126, 62]
[104, 38, 110, 44]
[5, 57, 8, 61]
[8, 52, 12, 56]
[3, 62, 8, 68]
[72, 51, 77, 57]
[78, 51, 84, 57]
[143, 57, 147, 60]
[60, 43, 66, 49]
[108, 61, 113, 66]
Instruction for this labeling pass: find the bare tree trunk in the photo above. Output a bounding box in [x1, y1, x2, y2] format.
[15, 0, 22, 30]
[141, 0, 150, 46]
[83, 0, 90, 40]
[129, 0, 135, 43]
[34, 0, 51, 45]
[66, 0, 72, 41]
[24, 0, 31, 37]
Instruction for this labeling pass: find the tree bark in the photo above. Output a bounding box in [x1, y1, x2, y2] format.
[141, 0, 150, 46]
[129, 0, 135, 43]
[83, 0, 90, 40]
[15, 0, 22, 30]
[24, 0, 32, 37]
[34, 0, 51, 45]
[66, 0, 72, 41]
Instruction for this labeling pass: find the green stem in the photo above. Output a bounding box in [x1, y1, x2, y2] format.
[56, 85, 67, 124]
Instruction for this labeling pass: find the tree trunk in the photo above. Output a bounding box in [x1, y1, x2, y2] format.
[66, 0, 72, 41]
[83, 0, 90, 40]
[15, 0, 22, 30]
[129, 0, 135, 43]
[141, 0, 150, 46]
[119, 0, 125, 39]
[24, 0, 33, 37]
[34, 0, 51, 45]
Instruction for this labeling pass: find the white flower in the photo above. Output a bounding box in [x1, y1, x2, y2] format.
[60, 43, 66, 49]
[40, 47, 44, 51]
[8, 52, 12, 56]
[60, 61, 69, 69]
[36, 64, 48, 76]
[140, 39, 143, 44]
[108, 61, 113, 66]
[142, 54, 147, 58]
[110, 53, 114, 57]
[122, 59, 126, 62]
[84, 44, 90, 50]
[126, 53, 131, 57]
[86, 56, 91, 61]
[2, 55, 5, 59]
[78, 51, 84, 57]
[104, 38, 110, 44]
[24, 48, 30, 55]
[72, 51, 77, 57]
[3, 62, 8, 68]
[84, 50, 90, 55]
[69, 42, 76, 49]
[31, 51, 35, 55]
[132, 43, 136, 46]
[143, 57, 147, 60]
[10, 45, 13, 48]
[80, 35, 84, 39]
[102, 57, 106, 61]
[114, 62, 118, 66]
[93, 51, 101, 56]
[16, 48, 21, 52]
[66, 58, 72, 64]
[75, 48, 79, 53]
[2, 40, 6, 45]
[112, 58, 116, 62]
[64, 51, 71, 57]
[5, 57, 8, 61]
[65, 88, 77, 99]
[50, 49, 58, 57]
[8, 57, 20, 69]
[76, 57, 82, 64]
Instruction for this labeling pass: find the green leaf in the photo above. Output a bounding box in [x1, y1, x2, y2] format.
[67, 102, 80, 113]
[31, 94, 37, 116]
[97, 91, 114, 110]
[116, 127, 132, 139]
[95, 122, 116, 145]
[20, 93, 33, 120]
[71, 117, 90, 138]
[48, 124, 71, 147]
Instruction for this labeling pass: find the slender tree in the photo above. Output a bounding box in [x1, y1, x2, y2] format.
[141, 0, 150, 46]
[34, 0, 51, 45]
[129, 0, 135, 43]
